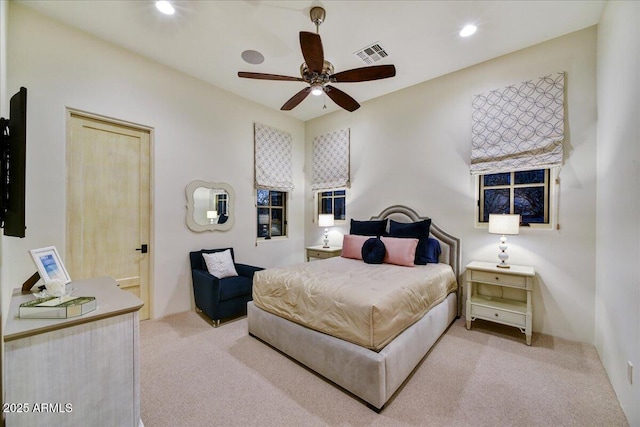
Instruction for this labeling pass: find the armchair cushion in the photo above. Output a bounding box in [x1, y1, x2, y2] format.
[202, 249, 238, 279]
[218, 275, 254, 301]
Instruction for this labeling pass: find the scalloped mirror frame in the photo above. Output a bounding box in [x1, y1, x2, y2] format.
[185, 181, 235, 232]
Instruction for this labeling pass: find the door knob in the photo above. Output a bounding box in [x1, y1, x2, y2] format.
[136, 244, 148, 254]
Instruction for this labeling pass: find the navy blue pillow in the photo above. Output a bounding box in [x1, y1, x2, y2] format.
[388, 219, 432, 265]
[426, 238, 441, 263]
[361, 238, 386, 264]
[350, 219, 387, 237]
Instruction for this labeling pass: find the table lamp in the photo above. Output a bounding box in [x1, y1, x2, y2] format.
[206, 210, 218, 224]
[318, 214, 334, 248]
[488, 214, 520, 268]
[258, 213, 270, 239]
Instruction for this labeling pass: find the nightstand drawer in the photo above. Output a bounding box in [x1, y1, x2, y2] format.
[307, 250, 331, 259]
[305, 246, 342, 261]
[470, 270, 527, 288]
[471, 304, 526, 327]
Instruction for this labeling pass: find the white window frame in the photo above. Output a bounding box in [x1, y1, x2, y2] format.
[474, 167, 559, 230]
[316, 189, 347, 226]
[256, 189, 288, 242]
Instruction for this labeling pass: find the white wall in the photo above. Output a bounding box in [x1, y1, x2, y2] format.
[0, 0, 8, 410]
[595, 1, 640, 425]
[2, 3, 305, 320]
[0, 0, 6, 108]
[305, 27, 598, 344]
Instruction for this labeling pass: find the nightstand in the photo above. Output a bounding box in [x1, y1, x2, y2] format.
[465, 261, 535, 345]
[305, 245, 342, 261]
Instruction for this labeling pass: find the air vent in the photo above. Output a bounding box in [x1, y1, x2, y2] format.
[354, 42, 388, 64]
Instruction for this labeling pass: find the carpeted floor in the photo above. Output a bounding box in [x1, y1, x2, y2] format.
[139, 311, 628, 426]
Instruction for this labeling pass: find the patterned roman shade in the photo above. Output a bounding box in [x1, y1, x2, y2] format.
[254, 123, 294, 191]
[312, 128, 350, 191]
[470, 72, 565, 175]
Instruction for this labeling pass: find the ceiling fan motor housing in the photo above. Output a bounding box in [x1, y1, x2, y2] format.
[300, 61, 334, 88]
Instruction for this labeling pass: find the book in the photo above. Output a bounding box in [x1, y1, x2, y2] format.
[19, 296, 97, 319]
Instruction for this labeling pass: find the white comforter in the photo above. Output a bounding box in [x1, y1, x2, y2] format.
[252, 257, 457, 351]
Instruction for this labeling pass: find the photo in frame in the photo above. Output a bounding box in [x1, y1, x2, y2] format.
[29, 246, 71, 284]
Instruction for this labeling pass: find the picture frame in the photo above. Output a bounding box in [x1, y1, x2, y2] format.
[29, 246, 71, 284]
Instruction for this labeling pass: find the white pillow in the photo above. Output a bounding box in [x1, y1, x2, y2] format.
[202, 250, 238, 279]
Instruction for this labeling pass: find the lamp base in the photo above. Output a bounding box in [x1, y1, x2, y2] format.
[322, 229, 330, 248]
[497, 237, 510, 268]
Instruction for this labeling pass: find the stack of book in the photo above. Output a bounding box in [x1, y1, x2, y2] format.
[19, 296, 97, 319]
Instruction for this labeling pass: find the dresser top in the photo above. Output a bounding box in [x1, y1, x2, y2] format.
[4, 276, 143, 342]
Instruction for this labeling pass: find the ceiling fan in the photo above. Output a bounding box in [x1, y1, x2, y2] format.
[237, 7, 396, 112]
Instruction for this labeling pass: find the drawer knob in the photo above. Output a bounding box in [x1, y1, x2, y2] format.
[495, 276, 500, 280]
[495, 313, 499, 317]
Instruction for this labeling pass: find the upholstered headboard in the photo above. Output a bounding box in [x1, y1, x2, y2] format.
[370, 205, 462, 316]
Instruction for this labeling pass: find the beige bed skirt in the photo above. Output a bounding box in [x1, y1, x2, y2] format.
[247, 291, 457, 410]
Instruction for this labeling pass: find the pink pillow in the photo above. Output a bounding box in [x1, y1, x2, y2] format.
[380, 236, 418, 267]
[341, 234, 370, 260]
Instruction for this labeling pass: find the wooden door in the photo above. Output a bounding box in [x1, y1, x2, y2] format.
[66, 112, 151, 320]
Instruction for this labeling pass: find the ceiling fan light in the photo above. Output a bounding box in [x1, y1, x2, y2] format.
[155, 1, 175, 15]
[311, 85, 324, 96]
[459, 24, 477, 38]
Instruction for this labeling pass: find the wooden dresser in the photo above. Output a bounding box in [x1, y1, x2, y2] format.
[3, 277, 144, 426]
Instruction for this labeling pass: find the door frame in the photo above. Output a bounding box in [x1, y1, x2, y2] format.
[65, 108, 155, 319]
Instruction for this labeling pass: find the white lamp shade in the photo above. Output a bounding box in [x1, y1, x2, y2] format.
[318, 214, 334, 227]
[206, 210, 218, 219]
[488, 214, 520, 235]
[258, 214, 270, 225]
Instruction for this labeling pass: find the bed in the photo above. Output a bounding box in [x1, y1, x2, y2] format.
[247, 205, 461, 410]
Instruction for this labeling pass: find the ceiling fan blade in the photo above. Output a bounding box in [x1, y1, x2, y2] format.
[325, 85, 360, 112]
[238, 72, 303, 82]
[331, 65, 396, 83]
[281, 87, 311, 111]
[300, 31, 324, 73]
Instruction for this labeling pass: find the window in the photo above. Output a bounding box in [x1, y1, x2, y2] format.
[478, 169, 550, 225]
[318, 190, 346, 222]
[215, 193, 228, 215]
[257, 190, 287, 239]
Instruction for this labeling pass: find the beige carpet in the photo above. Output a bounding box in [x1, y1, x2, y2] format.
[140, 312, 628, 427]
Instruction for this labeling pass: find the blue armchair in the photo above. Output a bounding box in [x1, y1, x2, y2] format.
[189, 248, 263, 326]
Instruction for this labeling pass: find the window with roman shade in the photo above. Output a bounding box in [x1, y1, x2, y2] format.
[254, 123, 294, 191]
[312, 128, 350, 191]
[470, 72, 565, 175]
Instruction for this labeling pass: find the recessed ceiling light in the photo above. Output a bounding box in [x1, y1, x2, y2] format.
[459, 24, 477, 38]
[155, 1, 175, 15]
[241, 50, 265, 65]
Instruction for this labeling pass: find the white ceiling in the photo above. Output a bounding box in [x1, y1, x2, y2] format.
[17, 0, 605, 121]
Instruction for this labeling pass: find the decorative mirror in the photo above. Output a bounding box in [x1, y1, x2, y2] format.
[185, 181, 235, 232]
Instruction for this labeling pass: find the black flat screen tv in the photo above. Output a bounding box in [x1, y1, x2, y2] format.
[0, 87, 27, 238]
